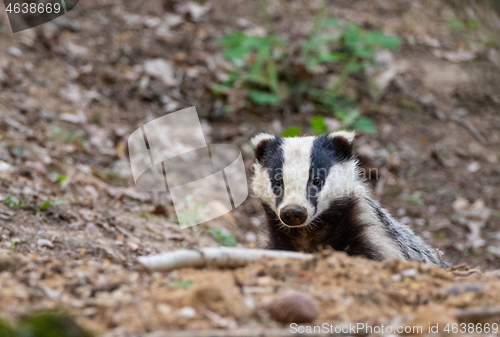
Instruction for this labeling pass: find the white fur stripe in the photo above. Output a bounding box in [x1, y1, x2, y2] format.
[356, 200, 404, 260]
[281, 137, 316, 222]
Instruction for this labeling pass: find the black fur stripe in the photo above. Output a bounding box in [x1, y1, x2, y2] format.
[308, 135, 353, 210]
[256, 137, 284, 208]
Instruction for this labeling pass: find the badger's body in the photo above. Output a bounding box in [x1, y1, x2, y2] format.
[251, 131, 448, 268]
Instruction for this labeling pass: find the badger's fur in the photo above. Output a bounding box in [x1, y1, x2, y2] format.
[251, 131, 449, 268]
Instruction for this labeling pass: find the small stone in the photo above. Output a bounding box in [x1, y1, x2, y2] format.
[260, 291, 318, 324]
[85, 223, 99, 234]
[391, 273, 402, 282]
[8, 47, 22, 56]
[0, 161, 13, 173]
[246, 232, 256, 242]
[158, 304, 171, 316]
[402, 268, 418, 279]
[414, 218, 426, 227]
[397, 208, 406, 216]
[60, 112, 87, 124]
[40, 109, 56, 123]
[177, 306, 196, 319]
[244, 296, 256, 310]
[37, 239, 54, 248]
[467, 162, 480, 173]
[144, 59, 177, 86]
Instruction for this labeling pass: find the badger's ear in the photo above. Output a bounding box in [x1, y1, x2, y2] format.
[251, 133, 276, 162]
[328, 130, 355, 143]
[327, 130, 355, 161]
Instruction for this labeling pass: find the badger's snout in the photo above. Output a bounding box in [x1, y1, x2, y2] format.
[280, 205, 308, 227]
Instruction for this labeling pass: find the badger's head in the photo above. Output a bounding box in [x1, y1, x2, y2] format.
[251, 131, 366, 228]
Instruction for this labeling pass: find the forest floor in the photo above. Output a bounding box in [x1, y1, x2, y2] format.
[0, 0, 500, 335]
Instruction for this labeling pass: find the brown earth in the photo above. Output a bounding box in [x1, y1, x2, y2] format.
[0, 0, 500, 335]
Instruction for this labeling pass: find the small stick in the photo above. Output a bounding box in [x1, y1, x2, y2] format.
[137, 247, 313, 272]
[452, 116, 487, 145]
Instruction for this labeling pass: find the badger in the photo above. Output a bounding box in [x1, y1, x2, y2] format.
[251, 131, 449, 268]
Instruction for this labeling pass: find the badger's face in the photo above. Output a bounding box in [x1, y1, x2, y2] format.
[251, 131, 364, 228]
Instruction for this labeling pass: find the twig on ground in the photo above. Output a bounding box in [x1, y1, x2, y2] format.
[137, 247, 313, 272]
[452, 116, 487, 145]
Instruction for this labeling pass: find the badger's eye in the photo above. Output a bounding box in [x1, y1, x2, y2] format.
[312, 177, 321, 186]
[274, 180, 282, 188]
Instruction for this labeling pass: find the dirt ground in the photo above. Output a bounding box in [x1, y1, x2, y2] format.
[0, 0, 500, 335]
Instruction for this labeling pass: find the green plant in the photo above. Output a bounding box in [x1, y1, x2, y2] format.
[3, 195, 24, 209]
[169, 280, 194, 289]
[282, 126, 302, 137]
[18, 310, 94, 337]
[213, 5, 401, 133]
[207, 229, 237, 247]
[447, 18, 467, 32]
[0, 310, 93, 337]
[401, 193, 424, 205]
[447, 17, 479, 32]
[39, 200, 51, 212]
[176, 195, 211, 227]
[310, 116, 327, 135]
[52, 126, 85, 144]
[39, 199, 66, 212]
[52, 172, 67, 187]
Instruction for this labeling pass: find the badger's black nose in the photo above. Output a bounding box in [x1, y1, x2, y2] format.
[280, 205, 308, 227]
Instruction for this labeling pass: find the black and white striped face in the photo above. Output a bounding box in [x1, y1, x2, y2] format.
[251, 131, 365, 228]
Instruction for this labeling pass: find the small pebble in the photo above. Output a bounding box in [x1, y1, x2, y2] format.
[177, 306, 196, 319]
[261, 291, 318, 324]
[8, 47, 22, 56]
[467, 162, 480, 173]
[391, 274, 402, 282]
[37, 239, 54, 248]
[402, 268, 418, 279]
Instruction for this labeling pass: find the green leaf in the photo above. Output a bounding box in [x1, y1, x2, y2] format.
[282, 126, 302, 137]
[249, 90, 281, 105]
[447, 18, 466, 31]
[317, 52, 347, 63]
[467, 18, 479, 31]
[346, 61, 364, 73]
[222, 105, 235, 114]
[352, 117, 377, 134]
[343, 23, 361, 50]
[311, 116, 327, 135]
[365, 32, 402, 50]
[321, 18, 342, 28]
[169, 280, 194, 289]
[207, 229, 237, 247]
[354, 45, 376, 58]
[39, 200, 51, 212]
[224, 45, 252, 61]
[3, 194, 24, 209]
[266, 58, 279, 92]
[211, 83, 231, 95]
